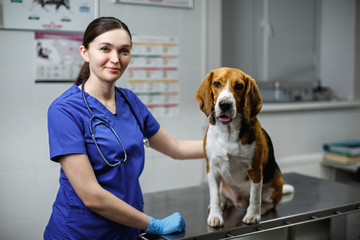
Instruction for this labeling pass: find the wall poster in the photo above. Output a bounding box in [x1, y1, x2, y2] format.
[1, 0, 97, 31]
[124, 35, 180, 117]
[35, 31, 83, 82]
[113, 0, 193, 9]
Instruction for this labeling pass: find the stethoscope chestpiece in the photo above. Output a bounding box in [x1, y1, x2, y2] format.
[143, 138, 150, 148]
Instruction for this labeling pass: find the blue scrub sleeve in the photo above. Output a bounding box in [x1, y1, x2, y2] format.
[48, 104, 87, 162]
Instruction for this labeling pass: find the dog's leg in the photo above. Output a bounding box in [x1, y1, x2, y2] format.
[243, 179, 262, 224]
[207, 171, 224, 227]
[219, 182, 227, 210]
[220, 182, 246, 209]
[261, 203, 274, 215]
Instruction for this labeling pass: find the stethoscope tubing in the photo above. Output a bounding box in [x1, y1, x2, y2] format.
[81, 79, 149, 167]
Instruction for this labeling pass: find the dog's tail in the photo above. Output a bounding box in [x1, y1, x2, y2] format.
[281, 184, 295, 203]
[282, 184, 295, 195]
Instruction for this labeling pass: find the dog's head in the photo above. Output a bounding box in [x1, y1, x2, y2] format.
[195, 67, 262, 125]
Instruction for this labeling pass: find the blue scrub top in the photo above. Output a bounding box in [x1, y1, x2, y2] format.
[44, 83, 160, 240]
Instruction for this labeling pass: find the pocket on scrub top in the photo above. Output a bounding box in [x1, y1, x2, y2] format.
[65, 208, 125, 239]
[87, 119, 127, 166]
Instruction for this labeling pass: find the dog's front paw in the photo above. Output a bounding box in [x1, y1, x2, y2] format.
[242, 212, 261, 225]
[207, 208, 224, 227]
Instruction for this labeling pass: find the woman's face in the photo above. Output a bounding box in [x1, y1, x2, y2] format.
[80, 28, 131, 84]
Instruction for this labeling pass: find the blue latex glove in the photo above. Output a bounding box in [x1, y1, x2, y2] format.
[145, 212, 186, 235]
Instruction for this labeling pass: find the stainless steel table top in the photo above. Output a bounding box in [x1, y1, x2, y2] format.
[141, 173, 360, 240]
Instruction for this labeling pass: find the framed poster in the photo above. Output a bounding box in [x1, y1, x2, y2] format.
[113, 0, 193, 9]
[35, 31, 83, 82]
[1, 0, 98, 31]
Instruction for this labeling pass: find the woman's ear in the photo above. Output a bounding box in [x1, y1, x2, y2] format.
[79, 45, 89, 62]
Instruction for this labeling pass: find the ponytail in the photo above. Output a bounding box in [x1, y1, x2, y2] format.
[75, 62, 90, 84]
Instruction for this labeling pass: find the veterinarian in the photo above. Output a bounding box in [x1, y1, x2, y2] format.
[44, 16, 204, 240]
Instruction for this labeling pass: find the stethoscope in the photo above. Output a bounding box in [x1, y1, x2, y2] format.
[81, 79, 149, 167]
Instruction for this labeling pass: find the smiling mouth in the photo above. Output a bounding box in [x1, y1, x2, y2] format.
[106, 67, 121, 72]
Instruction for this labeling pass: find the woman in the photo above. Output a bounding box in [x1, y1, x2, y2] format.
[44, 16, 204, 239]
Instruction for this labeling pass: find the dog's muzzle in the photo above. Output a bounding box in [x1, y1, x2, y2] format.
[218, 100, 233, 124]
[219, 100, 232, 112]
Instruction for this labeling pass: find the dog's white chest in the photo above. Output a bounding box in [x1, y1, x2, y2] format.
[206, 124, 255, 185]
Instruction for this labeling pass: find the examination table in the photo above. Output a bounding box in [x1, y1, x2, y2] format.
[139, 173, 360, 240]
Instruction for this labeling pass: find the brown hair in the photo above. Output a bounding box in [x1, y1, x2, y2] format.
[75, 16, 132, 84]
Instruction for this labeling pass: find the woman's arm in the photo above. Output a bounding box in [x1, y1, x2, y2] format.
[60, 153, 185, 234]
[59, 153, 150, 230]
[148, 127, 204, 160]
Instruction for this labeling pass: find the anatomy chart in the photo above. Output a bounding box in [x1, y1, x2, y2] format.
[124, 36, 180, 117]
[1, 0, 96, 31]
[35, 31, 83, 81]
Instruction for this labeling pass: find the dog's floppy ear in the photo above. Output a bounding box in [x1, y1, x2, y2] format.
[243, 75, 262, 122]
[195, 71, 214, 116]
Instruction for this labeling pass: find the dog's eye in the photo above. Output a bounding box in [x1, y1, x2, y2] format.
[234, 83, 244, 90]
[213, 81, 221, 88]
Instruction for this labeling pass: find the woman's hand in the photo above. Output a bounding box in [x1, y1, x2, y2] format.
[146, 212, 186, 235]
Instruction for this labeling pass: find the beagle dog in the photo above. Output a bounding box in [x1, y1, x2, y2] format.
[196, 67, 293, 227]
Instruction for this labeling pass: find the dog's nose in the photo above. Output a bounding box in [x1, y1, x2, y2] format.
[219, 100, 232, 111]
